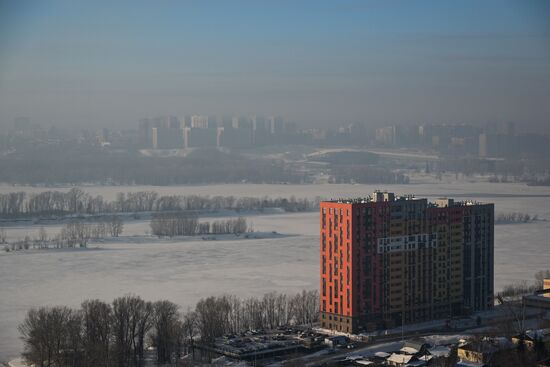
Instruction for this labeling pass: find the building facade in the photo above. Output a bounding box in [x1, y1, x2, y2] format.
[544, 279, 550, 298]
[320, 192, 494, 333]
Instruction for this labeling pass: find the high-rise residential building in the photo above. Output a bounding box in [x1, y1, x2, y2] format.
[183, 127, 217, 148]
[251, 115, 266, 131]
[138, 118, 152, 147]
[231, 117, 240, 129]
[152, 127, 184, 149]
[251, 115, 269, 146]
[217, 127, 252, 148]
[268, 116, 284, 134]
[320, 192, 494, 333]
[191, 115, 209, 129]
[221, 115, 234, 129]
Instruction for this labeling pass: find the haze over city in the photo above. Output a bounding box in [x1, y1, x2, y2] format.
[1, 0, 550, 130]
[2, 2, 550, 367]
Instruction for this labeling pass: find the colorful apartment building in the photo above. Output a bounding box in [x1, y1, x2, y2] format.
[320, 192, 494, 333]
[544, 279, 550, 297]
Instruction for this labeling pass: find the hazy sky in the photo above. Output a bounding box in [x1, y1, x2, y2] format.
[0, 0, 549, 130]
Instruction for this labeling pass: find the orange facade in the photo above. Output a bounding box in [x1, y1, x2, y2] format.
[320, 194, 494, 333]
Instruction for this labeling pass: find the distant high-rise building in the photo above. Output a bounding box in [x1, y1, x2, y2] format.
[152, 127, 184, 149]
[217, 127, 252, 148]
[251, 115, 266, 131]
[191, 115, 209, 129]
[138, 118, 152, 147]
[183, 127, 218, 148]
[375, 126, 397, 146]
[268, 116, 284, 134]
[208, 115, 218, 129]
[320, 192, 494, 333]
[140, 116, 181, 148]
[479, 133, 509, 158]
[236, 116, 252, 130]
[165, 116, 179, 129]
[251, 116, 268, 145]
[221, 115, 234, 129]
[231, 117, 240, 129]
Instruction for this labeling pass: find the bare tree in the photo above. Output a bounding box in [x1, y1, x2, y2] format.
[152, 300, 180, 364]
[37, 227, 48, 248]
[19, 306, 81, 367]
[81, 299, 112, 367]
[134, 300, 154, 367]
[112, 295, 149, 367]
[181, 310, 198, 357]
[109, 216, 124, 237]
[0, 228, 7, 244]
[195, 297, 228, 343]
[150, 214, 247, 237]
[17, 289, 321, 366]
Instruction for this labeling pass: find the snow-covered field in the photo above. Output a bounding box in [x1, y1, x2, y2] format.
[1, 181, 550, 363]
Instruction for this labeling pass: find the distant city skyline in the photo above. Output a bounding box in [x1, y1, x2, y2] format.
[0, 1, 549, 131]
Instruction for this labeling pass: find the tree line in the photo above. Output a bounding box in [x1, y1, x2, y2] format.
[2, 217, 123, 252]
[328, 165, 410, 184]
[0, 145, 307, 186]
[19, 290, 319, 367]
[495, 212, 539, 225]
[150, 214, 247, 237]
[0, 188, 320, 219]
[497, 269, 550, 299]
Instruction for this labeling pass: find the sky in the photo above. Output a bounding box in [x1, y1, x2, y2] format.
[0, 0, 549, 130]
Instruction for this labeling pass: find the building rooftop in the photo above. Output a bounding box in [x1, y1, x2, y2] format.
[323, 191, 486, 207]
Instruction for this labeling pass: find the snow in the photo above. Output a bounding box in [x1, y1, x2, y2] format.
[1, 181, 550, 363]
[387, 353, 414, 363]
[400, 346, 419, 354]
[7, 358, 29, 367]
[428, 346, 451, 357]
[356, 361, 375, 366]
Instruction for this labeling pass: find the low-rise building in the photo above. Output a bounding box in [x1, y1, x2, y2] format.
[323, 335, 348, 348]
[512, 329, 550, 351]
[457, 338, 513, 365]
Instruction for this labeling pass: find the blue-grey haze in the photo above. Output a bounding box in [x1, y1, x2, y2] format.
[0, 0, 549, 130]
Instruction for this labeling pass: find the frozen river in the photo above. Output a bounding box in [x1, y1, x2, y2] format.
[1, 181, 550, 362]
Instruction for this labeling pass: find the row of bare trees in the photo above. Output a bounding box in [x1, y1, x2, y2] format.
[19, 296, 188, 367]
[497, 269, 550, 299]
[3, 217, 123, 252]
[495, 212, 539, 224]
[0, 188, 320, 218]
[195, 290, 319, 343]
[19, 290, 319, 367]
[150, 214, 247, 237]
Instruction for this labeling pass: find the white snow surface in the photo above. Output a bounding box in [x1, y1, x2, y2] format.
[1, 181, 550, 362]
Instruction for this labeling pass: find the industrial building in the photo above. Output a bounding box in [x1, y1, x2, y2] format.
[320, 192, 494, 333]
